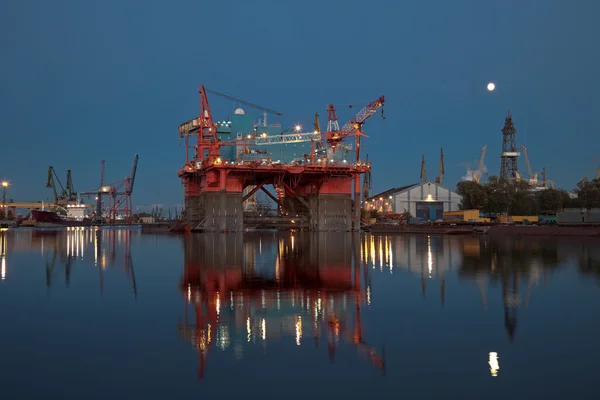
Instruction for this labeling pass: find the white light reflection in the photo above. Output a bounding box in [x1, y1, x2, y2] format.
[427, 236, 433, 278]
[261, 318, 266, 341]
[295, 316, 302, 346]
[216, 292, 220, 316]
[93, 228, 98, 266]
[1, 231, 6, 281]
[489, 352, 499, 376]
[379, 238, 383, 271]
[389, 240, 393, 273]
[370, 235, 376, 268]
[246, 317, 251, 342]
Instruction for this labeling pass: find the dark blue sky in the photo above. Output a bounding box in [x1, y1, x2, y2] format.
[1, 0, 599, 207]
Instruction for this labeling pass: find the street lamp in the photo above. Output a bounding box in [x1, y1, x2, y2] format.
[1, 181, 8, 219]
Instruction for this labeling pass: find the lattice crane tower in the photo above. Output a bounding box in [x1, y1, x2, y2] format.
[500, 111, 520, 179]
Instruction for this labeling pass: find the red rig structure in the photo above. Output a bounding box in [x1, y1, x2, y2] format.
[176, 85, 384, 232]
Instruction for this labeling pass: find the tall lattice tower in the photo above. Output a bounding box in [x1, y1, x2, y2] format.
[500, 111, 520, 179]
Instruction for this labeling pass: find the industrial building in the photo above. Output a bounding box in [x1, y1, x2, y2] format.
[365, 181, 462, 221]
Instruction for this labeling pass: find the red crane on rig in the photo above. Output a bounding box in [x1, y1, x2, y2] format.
[180, 85, 384, 169]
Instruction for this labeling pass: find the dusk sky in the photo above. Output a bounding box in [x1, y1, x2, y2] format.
[1, 0, 599, 208]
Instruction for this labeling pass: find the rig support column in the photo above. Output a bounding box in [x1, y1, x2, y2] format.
[353, 173, 361, 231]
[219, 169, 227, 232]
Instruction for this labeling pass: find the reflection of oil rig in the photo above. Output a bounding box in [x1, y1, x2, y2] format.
[27, 228, 137, 296]
[459, 236, 560, 342]
[178, 232, 385, 380]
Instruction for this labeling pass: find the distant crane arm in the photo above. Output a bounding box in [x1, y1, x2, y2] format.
[128, 154, 139, 194]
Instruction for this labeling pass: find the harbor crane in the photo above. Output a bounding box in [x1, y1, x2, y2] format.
[472, 145, 487, 183]
[420, 155, 427, 183]
[80, 155, 139, 224]
[577, 155, 600, 185]
[435, 147, 445, 185]
[517, 145, 538, 185]
[518, 145, 555, 188]
[46, 167, 78, 206]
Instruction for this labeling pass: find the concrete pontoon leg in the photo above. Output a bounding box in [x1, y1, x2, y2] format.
[219, 191, 227, 232]
[353, 173, 361, 232]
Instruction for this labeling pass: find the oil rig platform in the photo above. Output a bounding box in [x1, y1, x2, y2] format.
[176, 85, 384, 232]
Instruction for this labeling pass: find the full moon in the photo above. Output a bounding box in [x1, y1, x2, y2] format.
[487, 82, 496, 91]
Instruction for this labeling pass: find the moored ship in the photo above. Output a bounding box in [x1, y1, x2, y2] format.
[31, 203, 92, 227]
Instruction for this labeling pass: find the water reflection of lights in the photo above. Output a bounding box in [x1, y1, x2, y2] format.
[246, 317, 252, 342]
[427, 236, 433, 278]
[295, 316, 303, 346]
[488, 352, 500, 377]
[360, 234, 456, 280]
[1, 229, 7, 281]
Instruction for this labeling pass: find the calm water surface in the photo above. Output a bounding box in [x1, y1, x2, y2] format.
[1, 228, 599, 399]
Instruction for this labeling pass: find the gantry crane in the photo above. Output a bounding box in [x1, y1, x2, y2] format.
[472, 145, 487, 183]
[80, 155, 139, 223]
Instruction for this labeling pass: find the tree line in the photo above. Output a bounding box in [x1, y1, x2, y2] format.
[456, 176, 600, 215]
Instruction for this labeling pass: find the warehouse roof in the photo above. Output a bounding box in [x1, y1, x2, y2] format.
[366, 183, 419, 202]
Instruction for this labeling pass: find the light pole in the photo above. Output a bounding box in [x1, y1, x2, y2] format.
[1, 181, 8, 219]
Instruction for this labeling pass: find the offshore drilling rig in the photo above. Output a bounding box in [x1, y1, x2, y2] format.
[176, 85, 384, 232]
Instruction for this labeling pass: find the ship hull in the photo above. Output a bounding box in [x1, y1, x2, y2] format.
[31, 210, 92, 227]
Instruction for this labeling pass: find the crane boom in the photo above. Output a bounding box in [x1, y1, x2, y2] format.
[435, 147, 444, 185]
[204, 87, 283, 116]
[472, 145, 487, 183]
[46, 166, 68, 204]
[479, 145, 487, 174]
[521, 145, 534, 179]
[66, 170, 77, 201]
[327, 96, 385, 144]
[128, 154, 139, 194]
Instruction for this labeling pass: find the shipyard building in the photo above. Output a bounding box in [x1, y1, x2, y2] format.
[365, 181, 462, 221]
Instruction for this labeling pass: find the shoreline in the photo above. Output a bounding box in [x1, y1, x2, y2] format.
[368, 224, 600, 237]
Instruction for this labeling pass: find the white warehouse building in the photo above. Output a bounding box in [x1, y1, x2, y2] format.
[365, 181, 462, 221]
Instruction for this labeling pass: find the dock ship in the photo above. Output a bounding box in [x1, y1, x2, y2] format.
[31, 203, 92, 227]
